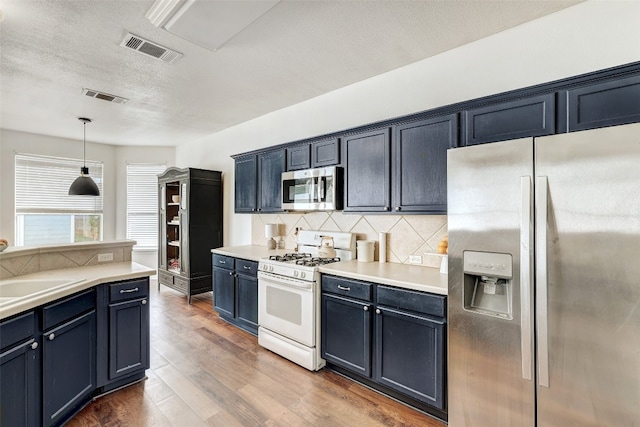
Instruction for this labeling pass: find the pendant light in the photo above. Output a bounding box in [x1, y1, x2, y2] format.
[68, 117, 100, 196]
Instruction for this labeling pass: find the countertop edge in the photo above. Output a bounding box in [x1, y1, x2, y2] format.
[0, 262, 155, 320]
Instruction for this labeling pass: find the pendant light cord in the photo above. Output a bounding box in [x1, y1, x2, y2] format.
[83, 120, 86, 168]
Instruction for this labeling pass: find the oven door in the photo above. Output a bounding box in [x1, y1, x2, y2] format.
[258, 271, 315, 347]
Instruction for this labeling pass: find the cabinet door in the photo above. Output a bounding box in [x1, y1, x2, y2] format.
[257, 149, 285, 212]
[374, 306, 445, 409]
[392, 114, 457, 213]
[0, 339, 39, 427]
[565, 74, 640, 131]
[343, 128, 391, 212]
[287, 144, 311, 171]
[463, 93, 555, 146]
[42, 310, 96, 426]
[236, 274, 258, 331]
[321, 293, 372, 377]
[311, 138, 340, 167]
[235, 156, 258, 213]
[213, 267, 235, 318]
[109, 297, 149, 380]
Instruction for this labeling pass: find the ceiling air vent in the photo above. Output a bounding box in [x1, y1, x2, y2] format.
[82, 88, 129, 104]
[120, 32, 183, 64]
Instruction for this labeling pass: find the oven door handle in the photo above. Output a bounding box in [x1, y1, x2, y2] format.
[258, 271, 314, 290]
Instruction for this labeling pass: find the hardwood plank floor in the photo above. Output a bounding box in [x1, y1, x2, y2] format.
[68, 281, 446, 427]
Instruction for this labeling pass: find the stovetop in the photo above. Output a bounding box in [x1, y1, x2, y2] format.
[267, 253, 341, 267]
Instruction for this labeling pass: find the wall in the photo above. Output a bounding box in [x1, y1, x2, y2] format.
[173, 1, 640, 260]
[0, 129, 175, 269]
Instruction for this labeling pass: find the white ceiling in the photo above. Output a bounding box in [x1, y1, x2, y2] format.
[0, 0, 582, 147]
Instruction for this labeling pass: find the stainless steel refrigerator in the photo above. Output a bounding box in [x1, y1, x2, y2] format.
[447, 123, 640, 426]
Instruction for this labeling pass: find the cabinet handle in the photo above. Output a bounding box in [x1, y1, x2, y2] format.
[252, 208, 257, 212]
[395, 207, 401, 211]
[243, 266, 251, 270]
[229, 271, 234, 276]
[363, 306, 369, 311]
[142, 299, 147, 305]
[384, 207, 390, 212]
[375, 309, 381, 315]
[120, 287, 139, 294]
[31, 342, 38, 350]
[337, 285, 351, 291]
[48, 333, 55, 341]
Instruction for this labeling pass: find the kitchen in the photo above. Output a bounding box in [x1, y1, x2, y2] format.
[1, 1, 640, 426]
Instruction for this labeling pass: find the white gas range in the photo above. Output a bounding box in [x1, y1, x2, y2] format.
[257, 230, 355, 371]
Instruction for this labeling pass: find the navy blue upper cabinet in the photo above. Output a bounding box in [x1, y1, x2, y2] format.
[392, 114, 458, 214]
[311, 138, 340, 167]
[257, 149, 285, 212]
[343, 128, 392, 212]
[286, 144, 311, 171]
[235, 149, 284, 213]
[463, 93, 556, 145]
[564, 74, 640, 132]
[234, 155, 258, 213]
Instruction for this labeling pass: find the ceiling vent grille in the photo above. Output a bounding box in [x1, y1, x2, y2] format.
[82, 88, 129, 104]
[120, 32, 183, 64]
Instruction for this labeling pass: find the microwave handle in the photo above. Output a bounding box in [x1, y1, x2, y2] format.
[318, 177, 325, 202]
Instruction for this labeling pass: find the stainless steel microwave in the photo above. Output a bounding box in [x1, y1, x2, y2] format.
[281, 166, 343, 211]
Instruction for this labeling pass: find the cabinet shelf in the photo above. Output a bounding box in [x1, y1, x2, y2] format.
[167, 221, 180, 226]
[168, 241, 180, 247]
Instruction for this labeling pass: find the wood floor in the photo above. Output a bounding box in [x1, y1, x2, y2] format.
[68, 281, 446, 427]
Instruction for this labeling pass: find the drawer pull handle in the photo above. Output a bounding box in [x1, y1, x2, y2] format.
[337, 285, 351, 291]
[243, 266, 252, 270]
[48, 333, 55, 341]
[31, 342, 39, 350]
[219, 260, 226, 264]
[120, 287, 139, 294]
[142, 299, 147, 305]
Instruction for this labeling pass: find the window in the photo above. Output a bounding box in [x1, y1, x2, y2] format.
[15, 153, 104, 246]
[126, 163, 166, 250]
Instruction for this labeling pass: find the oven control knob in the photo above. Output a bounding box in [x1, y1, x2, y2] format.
[269, 266, 274, 272]
[301, 272, 306, 279]
[293, 270, 298, 277]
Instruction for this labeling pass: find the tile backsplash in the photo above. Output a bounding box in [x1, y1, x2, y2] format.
[251, 212, 447, 267]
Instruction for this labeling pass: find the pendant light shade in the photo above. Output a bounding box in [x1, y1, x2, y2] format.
[69, 117, 100, 196]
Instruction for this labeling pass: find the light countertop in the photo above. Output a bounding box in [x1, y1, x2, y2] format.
[211, 245, 288, 262]
[212, 245, 447, 296]
[319, 260, 447, 295]
[0, 262, 155, 320]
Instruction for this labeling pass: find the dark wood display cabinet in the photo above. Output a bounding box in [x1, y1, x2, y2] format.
[158, 167, 223, 303]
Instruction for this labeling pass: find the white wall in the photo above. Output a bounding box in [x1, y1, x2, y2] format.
[0, 129, 175, 268]
[175, 1, 640, 248]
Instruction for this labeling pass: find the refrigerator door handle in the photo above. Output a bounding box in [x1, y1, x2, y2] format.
[536, 175, 550, 388]
[520, 176, 534, 381]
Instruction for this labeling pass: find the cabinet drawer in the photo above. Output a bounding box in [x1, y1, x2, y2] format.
[376, 285, 445, 318]
[236, 259, 258, 277]
[0, 311, 35, 351]
[174, 276, 189, 292]
[109, 278, 149, 303]
[42, 288, 95, 330]
[322, 275, 372, 301]
[158, 269, 174, 286]
[213, 254, 235, 270]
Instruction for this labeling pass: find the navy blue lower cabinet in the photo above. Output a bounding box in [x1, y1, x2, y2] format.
[374, 306, 446, 410]
[321, 293, 372, 377]
[212, 255, 259, 335]
[42, 310, 96, 426]
[0, 311, 39, 427]
[213, 266, 236, 318]
[109, 297, 149, 380]
[236, 272, 258, 332]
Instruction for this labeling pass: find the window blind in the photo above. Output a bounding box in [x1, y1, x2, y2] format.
[15, 153, 103, 213]
[126, 163, 167, 249]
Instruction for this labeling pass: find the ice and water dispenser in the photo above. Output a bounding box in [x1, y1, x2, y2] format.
[463, 251, 513, 319]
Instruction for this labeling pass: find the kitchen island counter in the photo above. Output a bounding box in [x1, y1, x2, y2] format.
[319, 260, 448, 295]
[0, 261, 155, 319]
